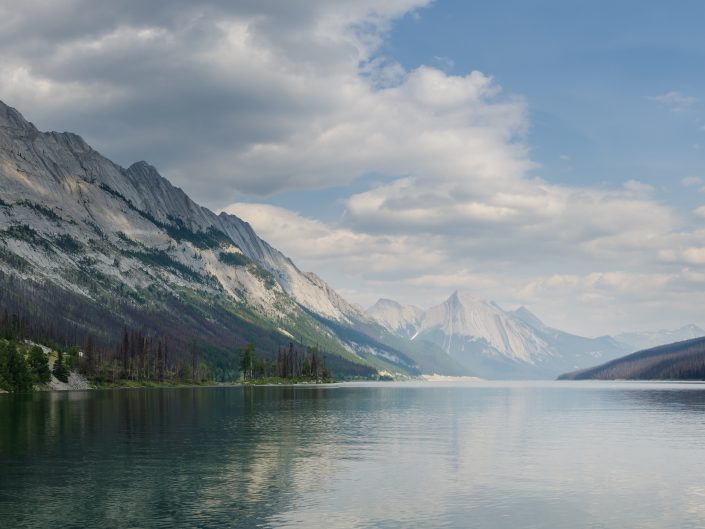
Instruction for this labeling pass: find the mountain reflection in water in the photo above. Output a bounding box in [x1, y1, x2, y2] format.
[1, 381, 705, 529]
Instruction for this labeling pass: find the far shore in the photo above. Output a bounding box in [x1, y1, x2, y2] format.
[2, 373, 491, 394]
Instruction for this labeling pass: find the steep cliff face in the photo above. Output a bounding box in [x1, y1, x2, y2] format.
[0, 100, 421, 377]
[0, 100, 365, 320]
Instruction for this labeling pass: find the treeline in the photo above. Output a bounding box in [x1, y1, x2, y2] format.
[240, 342, 331, 381]
[1, 305, 338, 392]
[0, 332, 209, 392]
[0, 270, 345, 390]
[87, 329, 209, 385]
[0, 270, 357, 380]
[0, 304, 210, 389]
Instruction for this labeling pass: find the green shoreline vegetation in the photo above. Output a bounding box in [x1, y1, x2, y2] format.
[0, 328, 340, 393]
[0, 337, 341, 393]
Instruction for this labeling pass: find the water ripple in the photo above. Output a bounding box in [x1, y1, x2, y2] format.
[1, 381, 705, 528]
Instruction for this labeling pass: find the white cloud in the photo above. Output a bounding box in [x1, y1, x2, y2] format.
[623, 179, 654, 194]
[0, 0, 434, 200]
[3, 0, 705, 334]
[682, 247, 705, 265]
[648, 91, 697, 113]
[682, 176, 703, 187]
[343, 178, 672, 267]
[222, 202, 446, 277]
[515, 269, 705, 334]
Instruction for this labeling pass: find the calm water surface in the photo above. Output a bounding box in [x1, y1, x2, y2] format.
[1, 381, 705, 528]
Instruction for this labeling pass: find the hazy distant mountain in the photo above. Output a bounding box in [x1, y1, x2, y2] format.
[367, 291, 628, 379]
[366, 299, 423, 340]
[415, 292, 550, 365]
[615, 324, 705, 352]
[559, 336, 705, 380]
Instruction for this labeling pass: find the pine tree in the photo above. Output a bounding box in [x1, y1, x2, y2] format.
[121, 327, 129, 377]
[240, 343, 255, 380]
[52, 349, 69, 383]
[84, 335, 95, 376]
[28, 345, 51, 384]
[163, 337, 169, 379]
[191, 342, 198, 382]
[156, 341, 164, 382]
[0, 341, 33, 392]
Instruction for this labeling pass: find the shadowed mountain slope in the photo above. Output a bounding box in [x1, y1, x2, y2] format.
[559, 336, 705, 380]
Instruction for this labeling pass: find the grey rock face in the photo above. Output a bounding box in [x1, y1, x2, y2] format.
[0, 100, 408, 375]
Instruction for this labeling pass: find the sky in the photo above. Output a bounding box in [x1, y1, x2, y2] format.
[1, 0, 705, 336]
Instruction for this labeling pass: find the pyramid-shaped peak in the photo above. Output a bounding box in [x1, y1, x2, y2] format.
[446, 290, 487, 307]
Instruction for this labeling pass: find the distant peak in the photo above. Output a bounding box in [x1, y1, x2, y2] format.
[372, 298, 403, 309]
[446, 290, 484, 306]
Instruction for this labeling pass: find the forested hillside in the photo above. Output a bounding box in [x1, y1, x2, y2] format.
[558, 336, 705, 380]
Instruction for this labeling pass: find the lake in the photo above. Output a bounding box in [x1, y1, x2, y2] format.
[1, 381, 705, 528]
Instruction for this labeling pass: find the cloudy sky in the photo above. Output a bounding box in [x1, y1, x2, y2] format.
[2, 0, 705, 335]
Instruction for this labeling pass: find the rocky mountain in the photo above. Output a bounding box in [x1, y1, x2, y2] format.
[0, 100, 445, 378]
[614, 324, 705, 352]
[7, 99, 696, 381]
[366, 299, 423, 340]
[367, 291, 628, 379]
[559, 336, 705, 380]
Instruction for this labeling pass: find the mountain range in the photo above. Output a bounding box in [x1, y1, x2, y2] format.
[366, 294, 705, 378]
[367, 293, 626, 378]
[1, 99, 702, 380]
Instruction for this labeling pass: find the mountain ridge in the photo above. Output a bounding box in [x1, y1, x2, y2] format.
[0, 99, 440, 378]
[366, 289, 704, 379]
[367, 291, 632, 379]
